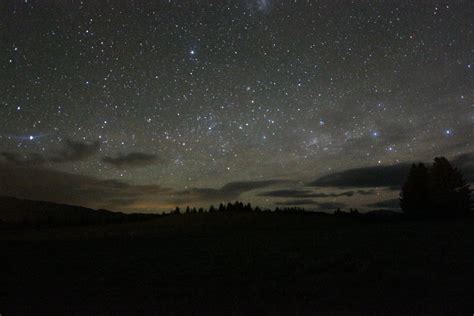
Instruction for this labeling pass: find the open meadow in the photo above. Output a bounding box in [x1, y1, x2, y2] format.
[2, 212, 473, 315]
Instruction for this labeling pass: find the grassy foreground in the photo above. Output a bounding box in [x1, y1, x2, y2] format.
[1, 212, 473, 315]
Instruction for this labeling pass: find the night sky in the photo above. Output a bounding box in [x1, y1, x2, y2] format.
[1, 0, 473, 213]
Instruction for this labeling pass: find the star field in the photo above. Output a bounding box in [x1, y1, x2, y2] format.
[1, 0, 473, 212]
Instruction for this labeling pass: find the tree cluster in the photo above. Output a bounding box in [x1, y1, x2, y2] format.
[171, 201, 305, 215]
[400, 157, 471, 218]
[333, 208, 360, 217]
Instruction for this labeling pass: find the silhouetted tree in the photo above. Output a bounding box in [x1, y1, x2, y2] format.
[209, 205, 216, 213]
[430, 157, 470, 217]
[400, 157, 471, 218]
[350, 208, 359, 216]
[400, 163, 431, 216]
[245, 203, 252, 212]
[218, 203, 225, 212]
[173, 206, 181, 215]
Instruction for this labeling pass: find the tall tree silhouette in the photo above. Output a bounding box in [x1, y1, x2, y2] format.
[218, 203, 225, 212]
[430, 157, 470, 217]
[400, 163, 431, 216]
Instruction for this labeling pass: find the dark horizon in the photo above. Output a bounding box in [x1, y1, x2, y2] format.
[0, 149, 472, 214]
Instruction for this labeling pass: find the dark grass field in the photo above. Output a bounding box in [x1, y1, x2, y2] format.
[1, 212, 473, 315]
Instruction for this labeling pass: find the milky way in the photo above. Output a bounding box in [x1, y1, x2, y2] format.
[1, 1, 473, 212]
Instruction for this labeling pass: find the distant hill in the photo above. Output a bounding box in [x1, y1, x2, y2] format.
[365, 209, 401, 217]
[0, 196, 158, 227]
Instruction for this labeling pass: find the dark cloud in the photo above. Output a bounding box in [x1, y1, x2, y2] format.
[0, 140, 100, 165]
[175, 179, 290, 203]
[51, 140, 100, 163]
[275, 199, 320, 206]
[0, 163, 171, 212]
[259, 189, 374, 198]
[0, 164, 289, 212]
[308, 151, 474, 189]
[452, 152, 474, 182]
[275, 199, 347, 211]
[308, 163, 412, 189]
[366, 198, 400, 209]
[0, 152, 47, 166]
[102, 152, 161, 168]
[220, 180, 289, 193]
[357, 189, 377, 195]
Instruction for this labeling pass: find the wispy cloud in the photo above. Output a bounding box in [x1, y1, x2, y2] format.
[0, 163, 171, 212]
[174, 179, 291, 203]
[1, 139, 100, 165]
[102, 152, 161, 168]
[275, 199, 347, 211]
[259, 189, 374, 198]
[366, 198, 400, 209]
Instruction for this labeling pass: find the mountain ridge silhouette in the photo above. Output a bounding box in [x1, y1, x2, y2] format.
[0, 196, 158, 226]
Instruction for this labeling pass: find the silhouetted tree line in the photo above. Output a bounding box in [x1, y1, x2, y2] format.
[171, 201, 306, 215]
[333, 208, 360, 218]
[400, 157, 471, 218]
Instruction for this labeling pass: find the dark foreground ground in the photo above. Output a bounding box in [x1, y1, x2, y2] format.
[1, 212, 473, 315]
